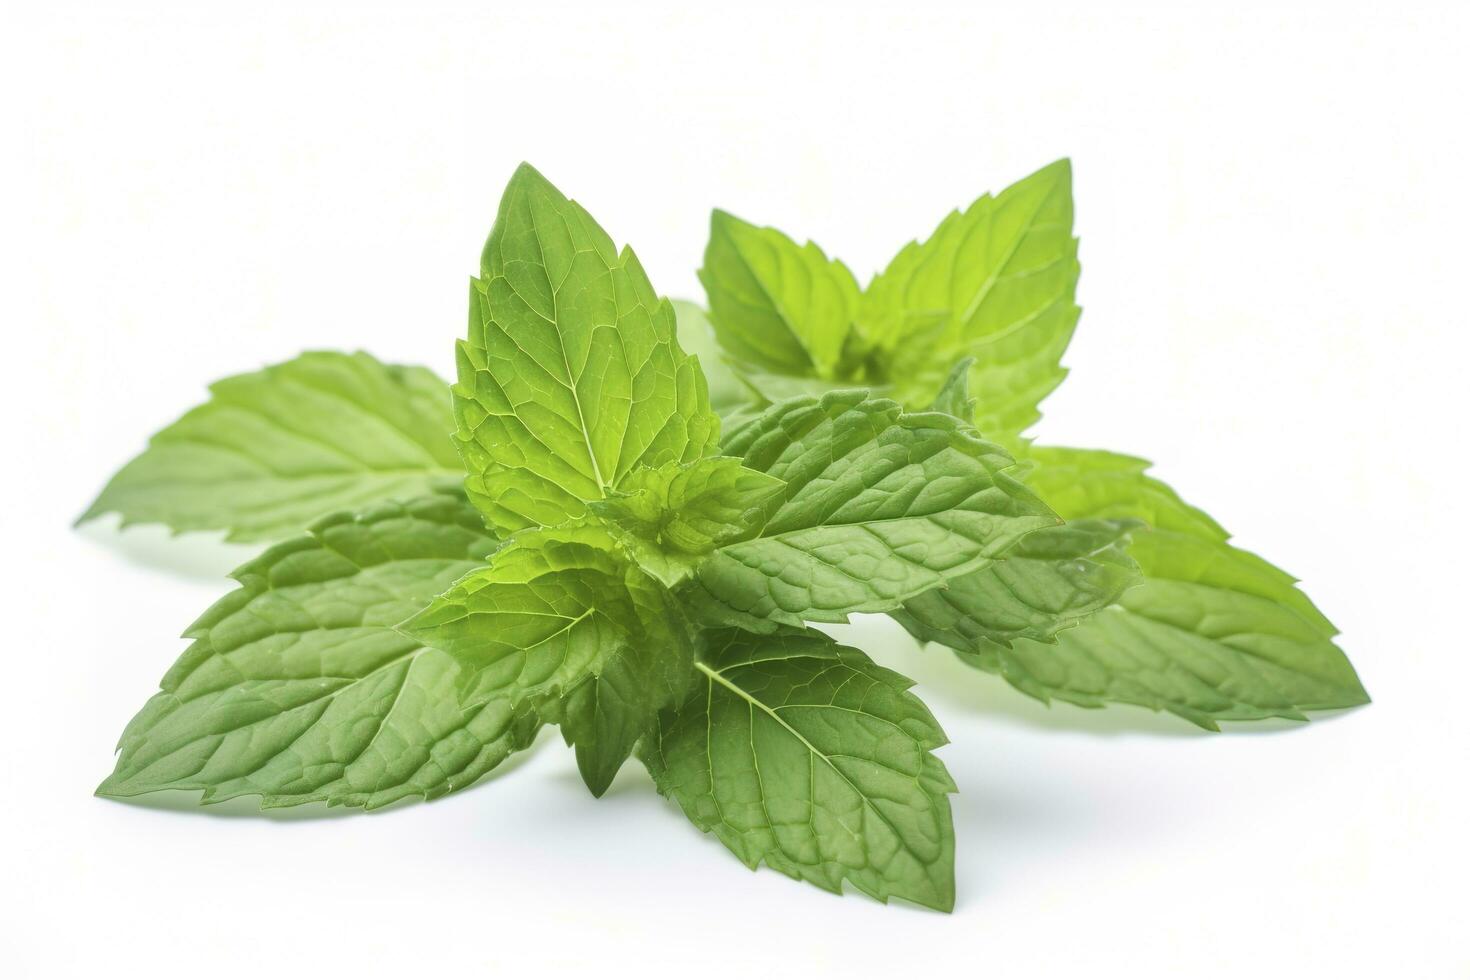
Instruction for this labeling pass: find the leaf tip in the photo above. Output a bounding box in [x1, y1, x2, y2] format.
[94, 774, 127, 799]
[926, 888, 957, 914]
[510, 159, 546, 183]
[502, 161, 566, 207]
[72, 504, 102, 530]
[709, 208, 749, 237]
[1028, 157, 1073, 190]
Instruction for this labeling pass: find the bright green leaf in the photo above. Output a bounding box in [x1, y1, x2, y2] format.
[866, 160, 1080, 446]
[589, 456, 786, 587]
[402, 523, 695, 795]
[894, 518, 1141, 651]
[97, 496, 540, 809]
[549, 645, 677, 798]
[700, 210, 863, 380]
[79, 351, 463, 543]
[689, 390, 1057, 629]
[643, 627, 956, 911]
[457, 163, 719, 534]
[982, 446, 1369, 728]
[1025, 446, 1228, 542]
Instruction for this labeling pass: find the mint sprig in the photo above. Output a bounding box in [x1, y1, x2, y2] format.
[85, 160, 1367, 911]
[692, 161, 1368, 731]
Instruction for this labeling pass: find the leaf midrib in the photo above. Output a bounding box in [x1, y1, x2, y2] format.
[529, 199, 608, 495]
[727, 228, 831, 378]
[955, 172, 1063, 333]
[693, 660, 934, 873]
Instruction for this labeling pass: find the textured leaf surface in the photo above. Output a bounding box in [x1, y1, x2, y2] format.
[644, 628, 956, 910]
[982, 447, 1369, 727]
[98, 496, 539, 809]
[80, 352, 463, 543]
[866, 160, 1080, 446]
[894, 518, 1140, 651]
[403, 523, 695, 794]
[700, 210, 863, 380]
[551, 642, 682, 797]
[456, 163, 718, 533]
[589, 456, 786, 586]
[691, 390, 1056, 628]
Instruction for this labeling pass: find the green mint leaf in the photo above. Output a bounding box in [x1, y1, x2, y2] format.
[672, 300, 753, 414]
[864, 160, 1080, 447]
[980, 447, 1370, 728]
[97, 496, 541, 809]
[79, 351, 463, 543]
[689, 390, 1057, 629]
[549, 643, 681, 798]
[643, 627, 956, 911]
[894, 517, 1141, 651]
[458, 163, 718, 534]
[402, 523, 696, 795]
[699, 210, 863, 380]
[927, 356, 978, 420]
[589, 456, 786, 587]
[1026, 446, 1229, 541]
[402, 524, 675, 702]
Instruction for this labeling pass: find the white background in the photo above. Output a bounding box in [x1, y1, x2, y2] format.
[3, 1, 1466, 976]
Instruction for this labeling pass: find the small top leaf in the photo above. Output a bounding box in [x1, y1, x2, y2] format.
[700, 210, 863, 380]
[402, 522, 696, 795]
[589, 456, 786, 586]
[457, 163, 719, 534]
[865, 159, 1080, 447]
[403, 524, 685, 701]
